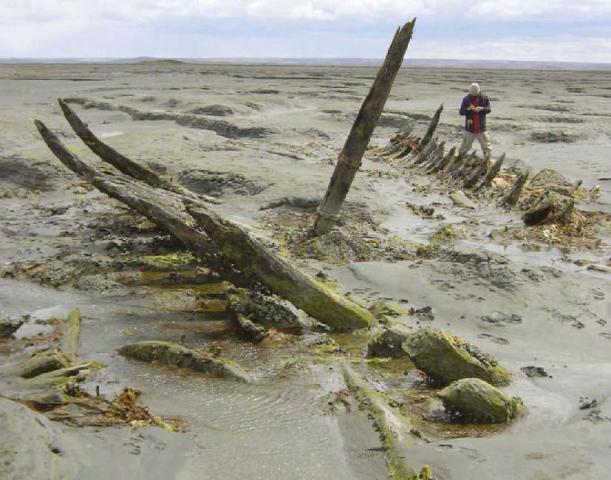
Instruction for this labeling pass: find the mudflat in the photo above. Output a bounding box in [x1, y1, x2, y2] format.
[1, 62, 610, 480]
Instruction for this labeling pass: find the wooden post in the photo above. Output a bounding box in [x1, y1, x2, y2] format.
[420, 103, 444, 146]
[313, 19, 416, 236]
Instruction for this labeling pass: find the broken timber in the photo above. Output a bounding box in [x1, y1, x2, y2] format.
[313, 19, 416, 236]
[58, 99, 220, 204]
[35, 117, 373, 332]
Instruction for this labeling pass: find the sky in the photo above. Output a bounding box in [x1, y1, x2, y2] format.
[0, 0, 610, 63]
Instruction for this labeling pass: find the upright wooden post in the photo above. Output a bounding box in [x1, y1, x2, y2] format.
[313, 19, 416, 236]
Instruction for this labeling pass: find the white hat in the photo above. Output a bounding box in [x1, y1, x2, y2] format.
[469, 83, 481, 95]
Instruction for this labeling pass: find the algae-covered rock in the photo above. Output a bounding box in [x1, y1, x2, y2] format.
[224, 283, 308, 333]
[437, 378, 523, 423]
[14, 351, 72, 379]
[119, 340, 251, 382]
[367, 322, 411, 358]
[402, 328, 511, 386]
[370, 301, 407, 319]
[0, 317, 24, 337]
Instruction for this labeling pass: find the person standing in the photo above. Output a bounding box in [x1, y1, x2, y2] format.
[458, 83, 492, 163]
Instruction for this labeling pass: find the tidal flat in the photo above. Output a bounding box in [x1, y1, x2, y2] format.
[1, 62, 610, 479]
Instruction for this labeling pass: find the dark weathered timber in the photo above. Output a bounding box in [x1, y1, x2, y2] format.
[35, 120, 372, 332]
[431, 146, 456, 173]
[463, 157, 489, 188]
[58, 99, 220, 204]
[185, 201, 373, 331]
[500, 170, 530, 207]
[313, 19, 416, 236]
[35, 120, 218, 255]
[476, 153, 505, 190]
[422, 142, 445, 171]
[522, 190, 574, 225]
[412, 138, 437, 165]
[420, 103, 444, 146]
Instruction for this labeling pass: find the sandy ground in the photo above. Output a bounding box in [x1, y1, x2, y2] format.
[0, 62, 610, 479]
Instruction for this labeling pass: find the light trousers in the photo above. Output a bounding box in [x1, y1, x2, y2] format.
[458, 130, 492, 159]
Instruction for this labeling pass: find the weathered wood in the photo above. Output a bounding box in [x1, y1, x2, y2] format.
[313, 19, 416, 236]
[500, 170, 530, 207]
[58, 99, 220, 204]
[437, 148, 458, 176]
[422, 142, 445, 172]
[463, 157, 489, 188]
[35, 120, 218, 256]
[119, 341, 252, 382]
[522, 190, 574, 225]
[475, 153, 505, 191]
[450, 152, 477, 180]
[429, 145, 455, 173]
[60, 308, 81, 363]
[412, 138, 437, 165]
[35, 120, 372, 332]
[420, 103, 443, 146]
[185, 201, 373, 331]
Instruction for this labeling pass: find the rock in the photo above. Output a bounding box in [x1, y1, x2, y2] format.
[13, 351, 72, 379]
[450, 190, 476, 209]
[521, 366, 551, 378]
[0, 317, 24, 337]
[367, 321, 411, 358]
[370, 301, 407, 319]
[480, 312, 522, 326]
[402, 328, 511, 386]
[437, 378, 523, 423]
[224, 283, 309, 333]
[0, 398, 76, 480]
[189, 104, 234, 116]
[119, 340, 251, 382]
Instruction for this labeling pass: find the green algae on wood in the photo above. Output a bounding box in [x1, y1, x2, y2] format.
[59, 308, 81, 362]
[14, 351, 72, 379]
[24, 362, 105, 390]
[35, 119, 372, 332]
[186, 202, 374, 332]
[119, 340, 251, 382]
[402, 328, 511, 386]
[342, 364, 422, 480]
[438, 377, 524, 423]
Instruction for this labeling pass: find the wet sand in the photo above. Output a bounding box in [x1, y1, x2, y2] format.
[1, 62, 610, 479]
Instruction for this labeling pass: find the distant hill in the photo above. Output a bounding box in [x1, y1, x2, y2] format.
[136, 58, 186, 65]
[1, 57, 610, 71]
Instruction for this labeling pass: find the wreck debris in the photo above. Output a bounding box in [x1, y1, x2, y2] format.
[523, 189, 574, 225]
[223, 282, 313, 341]
[437, 377, 524, 423]
[402, 328, 512, 386]
[314, 19, 416, 235]
[342, 364, 424, 480]
[420, 104, 443, 146]
[34, 119, 373, 331]
[119, 340, 252, 382]
[13, 350, 72, 379]
[0, 317, 24, 337]
[500, 170, 530, 207]
[59, 308, 81, 362]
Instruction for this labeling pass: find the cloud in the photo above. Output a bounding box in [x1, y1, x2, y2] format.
[0, 0, 609, 61]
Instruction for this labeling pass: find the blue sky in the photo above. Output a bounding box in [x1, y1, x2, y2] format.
[1, 0, 610, 62]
